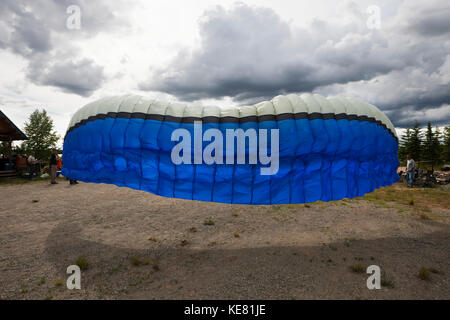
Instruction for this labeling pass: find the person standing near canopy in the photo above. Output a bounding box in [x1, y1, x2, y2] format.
[49, 148, 58, 184]
[406, 155, 415, 187]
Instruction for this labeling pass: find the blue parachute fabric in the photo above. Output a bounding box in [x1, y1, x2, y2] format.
[63, 114, 399, 204]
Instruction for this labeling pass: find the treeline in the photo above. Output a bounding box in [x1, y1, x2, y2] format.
[398, 121, 450, 167]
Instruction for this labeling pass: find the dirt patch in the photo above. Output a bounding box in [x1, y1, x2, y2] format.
[0, 180, 449, 299]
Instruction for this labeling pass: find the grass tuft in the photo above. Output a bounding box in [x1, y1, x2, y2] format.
[418, 267, 431, 281]
[75, 256, 89, 271]
[349, 265, 365, 273]
[130, 257, 142, 266]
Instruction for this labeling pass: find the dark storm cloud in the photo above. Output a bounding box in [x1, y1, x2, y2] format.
[140, 4, 403, 101]
[27, 57, 105, 96]
[140, 1, 450, 127]
[0, 0, 127, 96]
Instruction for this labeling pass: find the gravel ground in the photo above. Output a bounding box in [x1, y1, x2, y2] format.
[0, 179, 449, 300]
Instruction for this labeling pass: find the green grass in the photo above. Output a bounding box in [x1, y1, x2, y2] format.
[381, 278, 395, 288]
[349, 265, 365, 273]
[203, 218, 215, 226]
[38, 277, 46, 286]
[344, 238, 356, 247]
[417, 267, 442, 280]
[130, 257, 142, 266]
[359, 183, 449, 215]
[418, 267, 431, 281]
[107, 264, 124, 275]
[20, 284, 28, 294]
[75, 256, 89, 271]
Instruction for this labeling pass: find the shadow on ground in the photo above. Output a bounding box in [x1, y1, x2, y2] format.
[45, 220, 450, 299]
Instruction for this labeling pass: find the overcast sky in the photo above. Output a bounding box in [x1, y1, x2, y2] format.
[0, 0, 449, 143]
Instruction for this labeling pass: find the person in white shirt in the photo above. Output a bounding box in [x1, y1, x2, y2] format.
[406, 155, 415, 187]
[27, 152, 38, 177]
[27, 152, 37, 165]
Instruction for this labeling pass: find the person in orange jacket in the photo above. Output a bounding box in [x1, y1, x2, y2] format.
[57, 156, 62, 170]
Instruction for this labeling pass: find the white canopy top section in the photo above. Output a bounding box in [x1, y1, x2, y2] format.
[67, 93, 397, 138]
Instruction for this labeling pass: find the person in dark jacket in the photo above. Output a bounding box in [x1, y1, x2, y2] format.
[49, 148, 58, 184]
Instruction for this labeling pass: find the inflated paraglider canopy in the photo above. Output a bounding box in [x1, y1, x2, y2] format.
[63, 93, 398, 204]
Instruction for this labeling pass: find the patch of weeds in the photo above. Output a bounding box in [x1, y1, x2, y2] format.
[129, 280, 142, 287]
[344, 238, 355, 247]
[44, 295, 53, 300]
[75, 256, 89, 270]
[381, 278, 395, 288]
[131, 257, 143, 266]
[20, 283, 29, 293]
[349, 265, 365, 273]
[108, 264, 123, 275]
[233, 232, 240, 238]
[203, 218, 215, 226]
[418, 267, 431, 281]
[54, 279, 63, 287]
[188, 227, 197, 233]
[143, 259, 150, 265]
[32, 199, 39, 203]
[354, 257, 364, 261]
[272, 205, 281, 211]
[304, 204, 310, 208]
[328, 245, 338, 251]
[38, 277, 46, 286]
[408, 198, 414, 205]
[208, 241, 217, 246]
[152, 262, 160, 272]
